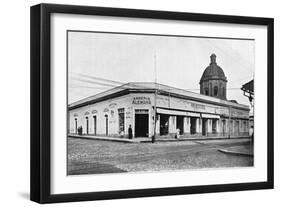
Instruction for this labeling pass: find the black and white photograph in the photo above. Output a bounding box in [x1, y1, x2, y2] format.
[28, 2, 274, 204]
[67, 31, 255, 175]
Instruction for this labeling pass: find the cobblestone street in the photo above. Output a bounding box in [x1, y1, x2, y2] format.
[67, 137, 253, 175]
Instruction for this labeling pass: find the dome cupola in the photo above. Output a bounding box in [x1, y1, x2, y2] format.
[200, 54, 227, 83]
[199, 54, 227, 100]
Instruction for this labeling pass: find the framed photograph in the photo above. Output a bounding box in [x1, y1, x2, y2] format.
[30, 3, 274, 203]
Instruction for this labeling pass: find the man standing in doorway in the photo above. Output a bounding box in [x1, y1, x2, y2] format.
[128, 125, 133, 139]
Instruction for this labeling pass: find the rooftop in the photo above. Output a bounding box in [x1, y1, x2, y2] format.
[241, 79, 254, 95]
[68, 82, 249, 111]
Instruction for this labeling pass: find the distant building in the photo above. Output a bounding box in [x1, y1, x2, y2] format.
[68, 54, 250, 139]
[241, 79, 254, 107]
[249, 114, 254, 129]
[241, 79, 254, 128]
[200, 54, 227, 100]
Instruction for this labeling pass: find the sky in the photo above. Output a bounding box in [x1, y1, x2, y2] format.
[68, 31, 254, 107]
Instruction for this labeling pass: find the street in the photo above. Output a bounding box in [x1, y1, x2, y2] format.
[67, 137, 253, 175]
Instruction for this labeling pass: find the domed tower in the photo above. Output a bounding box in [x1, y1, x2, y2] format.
[200, 54, 227, 100]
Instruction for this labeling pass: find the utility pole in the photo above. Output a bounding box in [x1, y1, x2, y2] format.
[228, 105, 231, 139]
[152, 52, 157, 143]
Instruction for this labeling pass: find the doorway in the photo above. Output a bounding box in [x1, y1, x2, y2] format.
[190, 117, 197, 134]
[86, 117, 89, 134]
[105, 115, 108, 136]
[93, 116, 97, 135]
[212, 119, 217, 134]
[135, 109, 149, 137]
[160, 114, 169, 135]
[118, 108, 125, 134]
[176, 116, 184, 135]
[75, 118, 77, 134]
[202, 118, 208, 136]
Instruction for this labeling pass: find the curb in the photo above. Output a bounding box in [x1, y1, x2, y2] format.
[68, 135, 139, 143]
[142, 137, 251, 143]
[69, 134, 251, 145]
[218, 149, 253, 157]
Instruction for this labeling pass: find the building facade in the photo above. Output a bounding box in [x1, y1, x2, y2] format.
[68, 54, 250, 139]
[68, 83, 250, 139]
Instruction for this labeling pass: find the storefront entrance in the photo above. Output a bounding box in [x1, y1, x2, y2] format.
[176, 116, 184, 135]
[190, 117, 197, 134]
[135, 109, 149, 137]
[160, 114, 169, 135]
[202, 118, 208, 136]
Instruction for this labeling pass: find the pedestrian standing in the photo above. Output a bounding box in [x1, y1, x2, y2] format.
[128, 125, 133, 139]
[175, 128, 180, 139]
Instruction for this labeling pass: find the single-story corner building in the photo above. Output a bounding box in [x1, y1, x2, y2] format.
[68, 54, 250, 139]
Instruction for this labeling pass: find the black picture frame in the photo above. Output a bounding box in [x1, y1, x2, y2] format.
[30, 3, 274, 204]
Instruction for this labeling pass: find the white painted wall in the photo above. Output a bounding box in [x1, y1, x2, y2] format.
[0, 1, 280, 207]
[69, 93, 156, 137]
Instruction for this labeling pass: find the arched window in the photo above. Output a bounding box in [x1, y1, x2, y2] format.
[74, 118, 78, 134]
[214, 86, 218, 96]
[204, 88, 209, 95]
[222, 87, 226, 97]
[85, 117, 89, 134]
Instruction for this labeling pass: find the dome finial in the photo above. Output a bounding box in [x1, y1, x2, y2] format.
[210, 53, 216, 64]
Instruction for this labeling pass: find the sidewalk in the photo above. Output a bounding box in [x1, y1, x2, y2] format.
[153, 136, 251, 143]
[68, 134, 150, 143]
[68, 134, 251, 145]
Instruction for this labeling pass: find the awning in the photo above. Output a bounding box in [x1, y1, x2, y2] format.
[156, 108, 201, 117]
[187, 112, 201, 117]
[157, 108, 187, 116]
[201, 114, 220, 119]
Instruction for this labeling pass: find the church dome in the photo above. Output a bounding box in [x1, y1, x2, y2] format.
[200, 54, 227, 83]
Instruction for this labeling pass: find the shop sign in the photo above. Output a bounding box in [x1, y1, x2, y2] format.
[191, 103, 206, 110]
[132, 96, 151, 105]
[135, 109, 149, 114]
[230, 110, 248, 118]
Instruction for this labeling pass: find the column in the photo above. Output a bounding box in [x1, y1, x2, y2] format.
[183, 117, 190, 134]
[156, 114, 160, 135]
[169, 116, 176, 134]
[207, 119, 212, 133]
[216, 119, 220, 133]
[196, 117, 201, 133]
